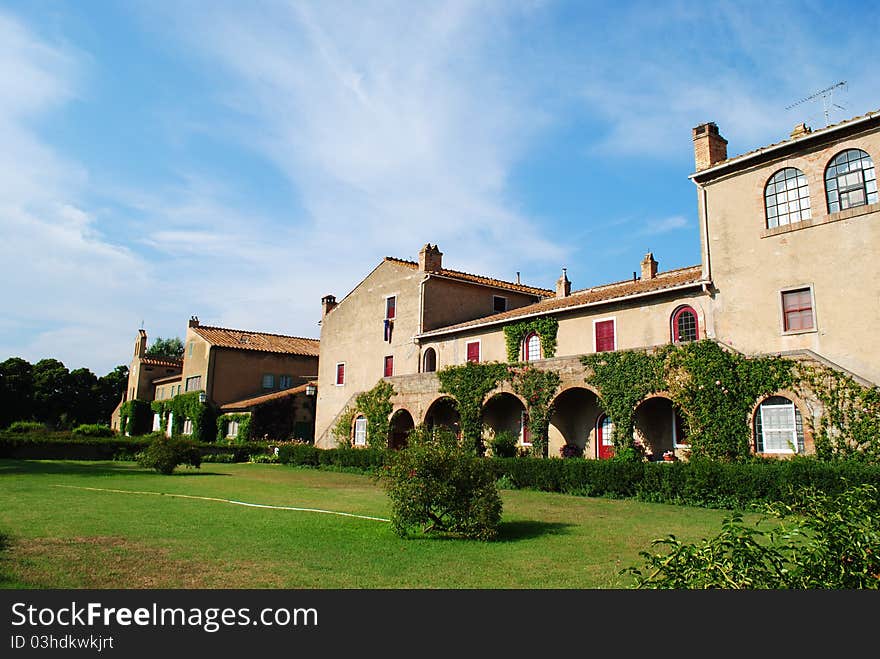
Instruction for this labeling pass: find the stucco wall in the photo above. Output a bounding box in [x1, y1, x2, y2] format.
[210, 350, 317, 407]
[422, 277, 543, 331]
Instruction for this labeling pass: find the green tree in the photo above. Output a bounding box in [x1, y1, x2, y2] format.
[0, 357, 34, 428]
[146, 337, 184, 360]
[68, 367, 99, 425]
[31, 358, 71, 428]
[95, 365, 128, 423]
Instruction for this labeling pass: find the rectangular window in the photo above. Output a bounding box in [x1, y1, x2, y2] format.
[227, 420, 239, 438]
[182, 418, 193, 436]
[384, 355, 394, 378]
[262, 374, 275, 389]
[493, 296, 507, 313]
[466, 341, 481, 363]
[759, 404, 797, 453]
[354, 417, 367, 446]
[152, 413, 161, 432]
[279, 374, 293, 389]
[336, 363, 345, 386]
[594, 319, 616, 352]
[385, 296, 396, 320]
[188, 341, 194, 357]
[782, 288, 814, 332]
[185, 375, 201, 392]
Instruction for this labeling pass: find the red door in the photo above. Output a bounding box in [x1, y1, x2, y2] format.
[466, 341, 480, 362]
[597, 414, 614, 460]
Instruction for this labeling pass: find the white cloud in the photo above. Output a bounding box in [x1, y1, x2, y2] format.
[640, 216, 689, 235]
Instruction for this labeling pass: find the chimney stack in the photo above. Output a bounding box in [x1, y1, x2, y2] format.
[640, 252, 658, 280]
[322, 295, 337, 317]
[418, 243, 443, 273]
[692, 122, 728, 171]
[555, 268, 571, 299]
[136, 329, 147, 358]
[188, 316, 199, 328]
[790, 122, 812, 139]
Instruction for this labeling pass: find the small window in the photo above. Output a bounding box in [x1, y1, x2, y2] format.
[336, 363, 345, 386]
[782, 288, 814, 332]
[227, 420, 239, 438]
[353, 416, 367, 446]
[188, 341, 194, 357]
[765, 167, 811, 228]
[423, 348, 437, 373]
[594, 319, 615, 352]
[755, 396, 804, 454]
[262, 374, 275, 389]
[384, 355, 394, 378]
[182, 418, 194, 436]
[279, 375, 293, 389]
[185, 375, 201, 392]
[152, 413, 162, 432]
[523, 332, 541, 361]
[466, 341, 480, 363]
[825, 149, 877, 213]
[385, 296, 396, 320]
[671, 306, 699, 343]
[493, 296, 507, 313]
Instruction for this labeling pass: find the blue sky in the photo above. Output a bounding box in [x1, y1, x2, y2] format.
[1, 0, 878, 375]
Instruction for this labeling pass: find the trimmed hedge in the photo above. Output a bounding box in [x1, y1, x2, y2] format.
[277, 444, 388, 471]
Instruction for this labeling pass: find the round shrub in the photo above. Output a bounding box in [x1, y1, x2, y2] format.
[138, 436, 201, 474]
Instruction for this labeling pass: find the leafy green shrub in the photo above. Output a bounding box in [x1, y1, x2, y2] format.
[250, 453, 279, 464]
[626, 482, 880, 589]
[559, 443, 582, 458]
[138, 436, 201, 474]
[6, 421, 47, 433]
[277, 442, 320, 466]
[72, 423, 114, 437]
[201, 452, 236, 463]
[488, 430, 519, 458]
[376, 426, 502, 541]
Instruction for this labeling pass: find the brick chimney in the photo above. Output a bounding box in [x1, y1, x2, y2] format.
[188, 315, 199, 328]
[321, 295, 337, 317]
[692, 122, 728, 171]
[136, 329, 147, 358]
[640, 252, 658, 280]
[790, 122, 812, 139]
[418, 243, 443, 273]
[555, 268, 571, 299]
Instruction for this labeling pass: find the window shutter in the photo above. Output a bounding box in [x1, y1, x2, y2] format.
[595, 320, 615, 352]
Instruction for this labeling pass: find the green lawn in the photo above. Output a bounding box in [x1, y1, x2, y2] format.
[0, 459, 750, 588]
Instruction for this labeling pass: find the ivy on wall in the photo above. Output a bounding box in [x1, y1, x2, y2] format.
[509, 365, 561, 457]
[503, 317, 559, 362]
[355, 380, 395, 449]
[332, 406, 356, 448]
[149, 391, 215, 443]
[216, 413, 252, 443]
[437, 362, 508, 454]
[119, 399, 152, 436]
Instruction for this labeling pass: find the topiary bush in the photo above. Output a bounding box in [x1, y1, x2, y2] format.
[138, 435, 201, 474]
[377, 425, 502, 541]
[72, 424, 114, 437]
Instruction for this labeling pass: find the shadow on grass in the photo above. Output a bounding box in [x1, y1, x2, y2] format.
[495, 520, 575, 542]
[0, 460, 229, 478]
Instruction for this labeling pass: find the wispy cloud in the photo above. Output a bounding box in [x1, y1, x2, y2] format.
[640, 216, 689, 235]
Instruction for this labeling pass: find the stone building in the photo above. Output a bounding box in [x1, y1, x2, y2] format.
[316, 109, 879, 459]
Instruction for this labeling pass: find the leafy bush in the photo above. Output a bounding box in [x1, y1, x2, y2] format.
[488, 430, 519, 458]
[559, 443, 582, 458]
[626, 482, 880, 589]
[201, 452, 237, 463]
[72, 423, 114, 437]
[277, 442, 320, 466]
[138, 436, 201, 474]
[376, 426, 502, 541]
[6, 421, 47, 433]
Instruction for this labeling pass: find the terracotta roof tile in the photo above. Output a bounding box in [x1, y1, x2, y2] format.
[384, 257, 553, 297]
[220, 381, 316, 412]
[418, 265, 706, 336]
[191, 325, 320, 356]
[141, 357, 184, 369]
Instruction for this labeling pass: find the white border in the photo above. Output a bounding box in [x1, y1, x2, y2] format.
[335, 362, 346, 386]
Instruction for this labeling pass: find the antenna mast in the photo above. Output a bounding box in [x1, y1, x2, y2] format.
[786, 81, 847, 126]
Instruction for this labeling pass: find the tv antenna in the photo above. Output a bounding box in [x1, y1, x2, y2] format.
[786, 81, 847, 127]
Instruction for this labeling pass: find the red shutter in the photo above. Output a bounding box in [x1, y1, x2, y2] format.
[336, 363, 345, 385]
[384, 356, 394, 377]
[386, 296, 396, 320]
[466, 342, 480, 362]
[595, 320, 615, 352]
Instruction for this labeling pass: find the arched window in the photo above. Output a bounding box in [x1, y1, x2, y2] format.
[523, 332, 541, 361]
[754, 396, 804, 454]
[353, 416, 367, 446]
[596, 414, 614, 460]
[423, 348, 437, 373]
[825, 149, 877, 212]
[671, 305, 699, 343]
[765, 167, 811, 228]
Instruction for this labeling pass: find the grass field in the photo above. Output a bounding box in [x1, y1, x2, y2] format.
[0, 459, 751, 589]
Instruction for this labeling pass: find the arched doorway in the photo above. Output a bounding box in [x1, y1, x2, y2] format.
[482, 392, 526, 450]
[423, 348, 437, 373]
[548, 387, 602, 458]
[424, 396, 460, 436]
[389, 409, 415, 449]
[596, 413, 614, 460]
[633, 396, 687, 460]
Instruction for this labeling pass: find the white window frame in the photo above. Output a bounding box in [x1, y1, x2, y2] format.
[182, 418, 194, 436]
[227, 420, 239, 438]
[524, 332, 541, 361]
[465, 339, 481, 363]
[780, 284, 817, 336]
[335, 362, 346, 386]
[353, 416, 367, 446]
[758, 400, 798, 454]
[597, 414, 614, 458]
[592, 317, 617, 353]
[152, 413, 162, 432]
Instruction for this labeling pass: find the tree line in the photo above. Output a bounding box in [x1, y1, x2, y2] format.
[0, 357, 128, 430]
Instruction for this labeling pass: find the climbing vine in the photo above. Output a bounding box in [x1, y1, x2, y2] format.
[503, 317, 559, 362]
[119, 399, 152, 436]
[437, 361, 508, 454]
[509, 365, 561, 457]
[796, 363, 880, 463]
[355, 380, 395, 449]
[149, 391, 215, 443]
[332, 405, 356, 448]
[216, 413, 252, 443]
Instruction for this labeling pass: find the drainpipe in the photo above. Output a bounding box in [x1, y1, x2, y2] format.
[700, 185, 712, 282]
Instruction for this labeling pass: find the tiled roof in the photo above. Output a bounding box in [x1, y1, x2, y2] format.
[220, 381, 316, 412]
[418, 265, 706, 337]
[693, 108, 880, 178]
[384, 257, 553, 297]
[141, 357, 183, 369]
[191, 325, 320, 356]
